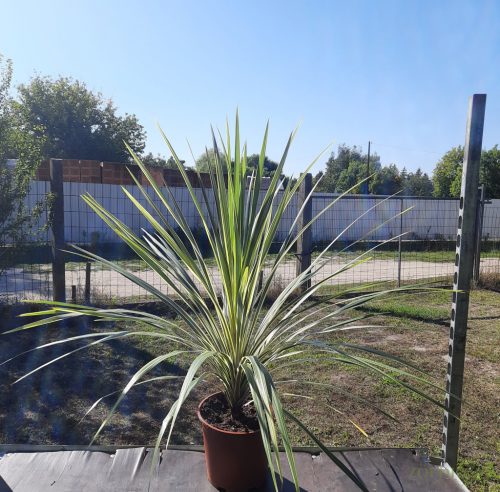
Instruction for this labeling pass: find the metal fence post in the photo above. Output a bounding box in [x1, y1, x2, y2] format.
[296, 173, 313, 291]
[84, 262, 91, 304]
[50, 158, 66, 302]
[442, 94, 486, 470]
[473, 185, 485, 284]
[397, 197, 403, 287]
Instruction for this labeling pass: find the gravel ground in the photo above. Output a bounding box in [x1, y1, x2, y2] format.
[1, 257, 498, 302]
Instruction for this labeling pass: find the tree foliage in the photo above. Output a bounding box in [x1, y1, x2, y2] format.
[195, 149, 222, 172]
[335, 159, 381, 194]
[317, 144, 408, 195]
[432, 146, 500, 198]
[317, 145, 370, 192]
[368, 163, 402, 195]
[246, 153, 279, 177]
[479, 145, 500, 198]
[401, 168, 434, 196]
[0, 55, 46, 274]
[14, 76, 146, 162]
[432, 147, 463, 198]
[141, 152, 181, 169]
[196, 150, 281, 177]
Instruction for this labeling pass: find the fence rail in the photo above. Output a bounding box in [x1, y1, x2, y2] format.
[1, 172, 499, 304]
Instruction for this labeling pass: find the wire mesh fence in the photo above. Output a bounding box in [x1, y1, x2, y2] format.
[309, 195, 463, 292]
[0, 180, 52, 301]
[1, 174, 499, 305]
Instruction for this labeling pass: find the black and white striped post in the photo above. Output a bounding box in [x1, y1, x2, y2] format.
[442, 94, 486, 470]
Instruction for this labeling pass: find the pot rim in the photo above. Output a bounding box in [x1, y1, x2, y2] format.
[197, 391, 261, 437]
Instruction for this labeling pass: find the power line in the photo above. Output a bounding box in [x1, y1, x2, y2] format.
[371, 141, 447, 156]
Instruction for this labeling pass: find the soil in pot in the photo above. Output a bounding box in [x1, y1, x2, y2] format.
[198, 392, 268, 492]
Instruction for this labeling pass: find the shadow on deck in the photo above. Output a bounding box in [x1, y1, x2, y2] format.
[0, 445, 469, 491]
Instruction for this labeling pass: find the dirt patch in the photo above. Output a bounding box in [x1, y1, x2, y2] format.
[412, 346, 428, 352]
[199, 393, 259, 433]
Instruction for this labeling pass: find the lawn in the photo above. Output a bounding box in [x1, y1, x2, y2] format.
[0, 288, 498, 491]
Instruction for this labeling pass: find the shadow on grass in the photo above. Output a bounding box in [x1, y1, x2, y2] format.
[0, 316, 203, 447]
[355, 304, 449, 326]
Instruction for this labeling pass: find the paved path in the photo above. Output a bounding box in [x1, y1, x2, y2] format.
[1, 258, 498, 302]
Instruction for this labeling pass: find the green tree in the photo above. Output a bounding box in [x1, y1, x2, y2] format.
[195, 148, 221, 171]
[0, 55, 46, 275]
[432, 147, 463, 198]
[246, 153, 279, 177]
[432, 146, 500, 198]
[370, 163, 402, 195]
[318, 144, 364, 192]
[196, 150, 282, 178]
[401, 168, 434, 196]
[318, 144, 383, 193]
[312, 170, 323, 189]
[142, 152, 183, 169]
[0, 55, 14, 161]
[335, 159, 382, 194]
[14, 76, 146, 162]
[479, 146, 500, 198]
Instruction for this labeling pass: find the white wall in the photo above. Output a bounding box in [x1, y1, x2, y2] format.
[24, 182, 500, 244]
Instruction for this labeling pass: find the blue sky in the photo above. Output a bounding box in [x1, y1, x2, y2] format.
[1, 0, 499, 176]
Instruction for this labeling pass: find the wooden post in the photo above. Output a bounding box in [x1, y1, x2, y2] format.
[296, 173, 313, 291]
[442, 94, 486, 470]
[50, 158, 66, 302]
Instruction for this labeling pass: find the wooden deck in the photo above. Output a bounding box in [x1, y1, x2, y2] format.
[0, 446, 468, 491]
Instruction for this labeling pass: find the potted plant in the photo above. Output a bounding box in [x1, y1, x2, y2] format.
[5, 116, 449, 492]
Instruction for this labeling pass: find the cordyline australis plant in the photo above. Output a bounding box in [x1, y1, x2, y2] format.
[5, 116, 451, 491]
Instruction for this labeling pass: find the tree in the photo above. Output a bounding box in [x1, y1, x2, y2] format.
[432, 147, 463, 198]
[401, 168, 434, 196]
[0, 55, 46, 275]
[481, 146, 500, 198]
[312, 170, 323, 189]
[318, 144, 384, 193]
[195, 149, 222, 171]
[370, 164, 402, 195]
[0, 54, 14, 162]
[14, 76, 146, 162]
[432, 146, 500, 198]
[142, 152, 182, 169]
[196, 150, 282, 177]
[246, 154, 279, 177]
[318, 144, 364, 192]
[335, 159, 390, 194]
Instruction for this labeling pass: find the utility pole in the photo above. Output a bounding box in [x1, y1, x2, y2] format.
[365, 141, 371, 194]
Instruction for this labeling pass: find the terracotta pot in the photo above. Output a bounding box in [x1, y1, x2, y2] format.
[197, 392, 268, 492]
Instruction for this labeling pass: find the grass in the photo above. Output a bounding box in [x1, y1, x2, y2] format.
[0, 289, 498, 491]
[476, 271, 500, 293]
